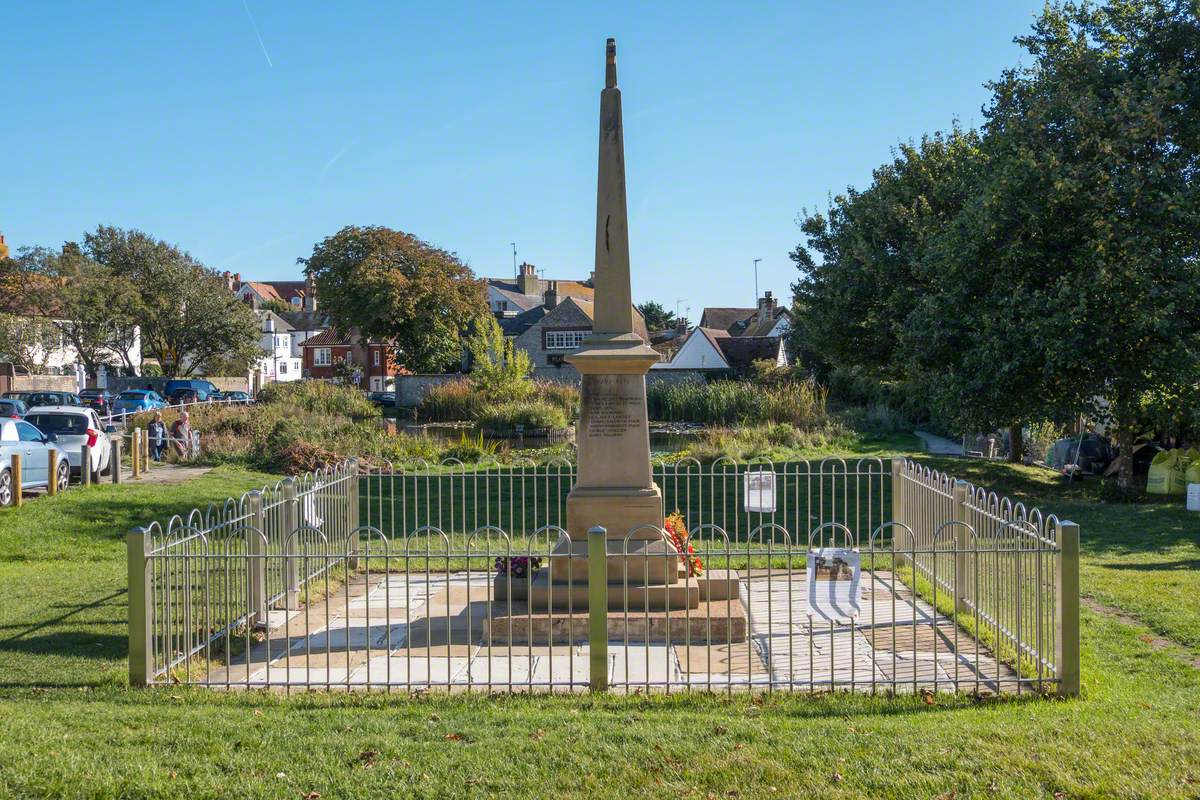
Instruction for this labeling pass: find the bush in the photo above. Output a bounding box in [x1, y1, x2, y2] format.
[647, 379, 828, 427]
[419, 379, 579, 423]
[475, 401, 568, 432]
[256, 381, 376, 420]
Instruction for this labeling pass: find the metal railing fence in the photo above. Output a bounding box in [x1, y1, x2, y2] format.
[127, 456, 1080, 696]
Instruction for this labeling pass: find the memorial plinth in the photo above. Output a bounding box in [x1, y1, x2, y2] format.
[489, 38, 744, 643]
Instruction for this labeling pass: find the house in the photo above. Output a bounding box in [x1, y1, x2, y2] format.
[512, 285, 649, 381]
[299, 328, 399, 392]
[487, 262, 595, 324]
[698, 291, 791, 338]
[651, 326, 786, 374]
[253, 311, 302, 384]
[235, 278, 315, 311]
[654, 292, 791, 374]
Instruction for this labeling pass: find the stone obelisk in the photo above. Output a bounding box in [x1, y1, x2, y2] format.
[562, 38, 667, 567]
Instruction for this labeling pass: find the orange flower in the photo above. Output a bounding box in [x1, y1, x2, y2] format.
[664, 511, 703, 577]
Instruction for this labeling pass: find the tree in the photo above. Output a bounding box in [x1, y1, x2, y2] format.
[635, 301, 676, 333]
[13, 245, 143, 382]
[467, 315, 532, 401]
[964, 0, 1200, 483]
[83, 226, 262, 377]
[0, 313, 56, 373]
[300, 226, 488, 374]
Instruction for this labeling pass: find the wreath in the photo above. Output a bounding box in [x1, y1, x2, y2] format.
[664, 511, 703, 577]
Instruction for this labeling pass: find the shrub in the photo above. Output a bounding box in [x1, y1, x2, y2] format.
[256, 381, 376, 420]
[475, 401, 568, 432]
[418, 379, 483, 421]
[647, 379, 828, 427]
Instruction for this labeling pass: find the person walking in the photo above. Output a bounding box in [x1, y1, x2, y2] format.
[148, 412, 168, 461]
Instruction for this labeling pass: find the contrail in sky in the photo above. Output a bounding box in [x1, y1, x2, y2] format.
[242, 0, 273, 68]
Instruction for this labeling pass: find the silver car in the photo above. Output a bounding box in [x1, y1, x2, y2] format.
[22, 406, 113, 476]
[0, 418, 70, 505]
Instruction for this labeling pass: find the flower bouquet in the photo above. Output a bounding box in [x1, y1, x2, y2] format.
[664, 511, 703, 577]
[494, 555, 542, 579]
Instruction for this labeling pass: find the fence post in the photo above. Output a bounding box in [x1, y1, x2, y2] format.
[588, 525, 609, 692]
[246, 490, 267, 626]
[81, 444, 92, 486]
[890, 458, 904, 565]
[131, 430, 141, 479]
[111, 435, 123, 484]
[1055, 520, 1081, 697]
[282, 477, 299, 609]
[10, 453, 21, 508]
[953, 480, 972, 616]
[47, 450, 58, 496]
[142, 430, 151, 472]
[127, 527, 153, 686]
[347, 458, 360, 570]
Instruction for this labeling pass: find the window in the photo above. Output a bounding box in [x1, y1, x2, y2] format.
[545, 330, 586, 350]
[314, 348, 331, 367]
[373, 350, 381, 367]
[16, 422, 43, 443]
[279, 362, 288, 375]
[25, 413, 87, 434]
[290, 297, 301, 306]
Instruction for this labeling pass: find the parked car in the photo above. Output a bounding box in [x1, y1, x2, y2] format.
[3, 391, 81, 408]
[0, 418, 70, 505]
[165, 388, 202, 406]
[367, 391, 396, 408]
[0, 399, 28, 419]
[23, 407, 113, 477]
[220, 391, 251, 405]
[112, 390, 166, 416]
[80, 389, 115, 416]
[163, 379, 218, 402]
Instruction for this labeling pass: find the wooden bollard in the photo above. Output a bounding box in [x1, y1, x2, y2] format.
[131, 430, 141, 479]
[143, 429, 151, 470]
[10, 453, 21, 508]
[47, 450, 58, 496]
[111, 436, 122, 484]
[81, 444, 92, 487]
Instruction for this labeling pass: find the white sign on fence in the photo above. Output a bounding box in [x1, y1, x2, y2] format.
[806, 547, 862, 624]
[743, 469, 776, 513]
[303, 484, 324, 529]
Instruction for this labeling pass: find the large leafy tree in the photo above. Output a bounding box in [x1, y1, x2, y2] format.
[963, 0, 1200, 482]
[301, 226, 487, 374]
[83, 226, 261, 377]
[9, 245, 143, 381]
[790, 129, 985, 383]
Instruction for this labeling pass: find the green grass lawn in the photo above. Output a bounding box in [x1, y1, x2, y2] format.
[0, 459, 1198, 798]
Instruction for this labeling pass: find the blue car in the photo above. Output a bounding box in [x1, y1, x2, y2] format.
[112, 390, 166, 416]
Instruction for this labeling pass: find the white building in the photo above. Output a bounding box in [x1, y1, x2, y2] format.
[0, 312, 141, 390]
[253, 311, 302, 384]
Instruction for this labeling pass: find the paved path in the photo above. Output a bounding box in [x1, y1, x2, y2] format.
[914, 430, 964, 456]
[210, 570, 1019, 694]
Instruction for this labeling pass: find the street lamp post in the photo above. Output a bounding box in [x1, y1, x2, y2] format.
[753, 258, 762, 302]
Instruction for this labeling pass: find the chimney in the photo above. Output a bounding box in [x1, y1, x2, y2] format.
[304, 274, 318, 312]
[518, 262, 539, 296]
[264, 315, 275, 333]
[757, 291, 776, 325]
[544, 281, 559, 310]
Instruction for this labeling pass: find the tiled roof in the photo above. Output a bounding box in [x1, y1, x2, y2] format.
[714, 336, 783, 370]
[242, 281, 308, 304]
[698, 307, 755, 332]
[299, 327, 352, 347]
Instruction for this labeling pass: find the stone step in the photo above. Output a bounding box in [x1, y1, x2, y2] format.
[530, 570, 700, 612]
[494, 567, 741, 605]
[547, 538, 680, 585]
[485, 598, 749, 645]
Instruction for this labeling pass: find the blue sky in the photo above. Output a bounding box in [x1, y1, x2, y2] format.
[2, 2, 1042, 319]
